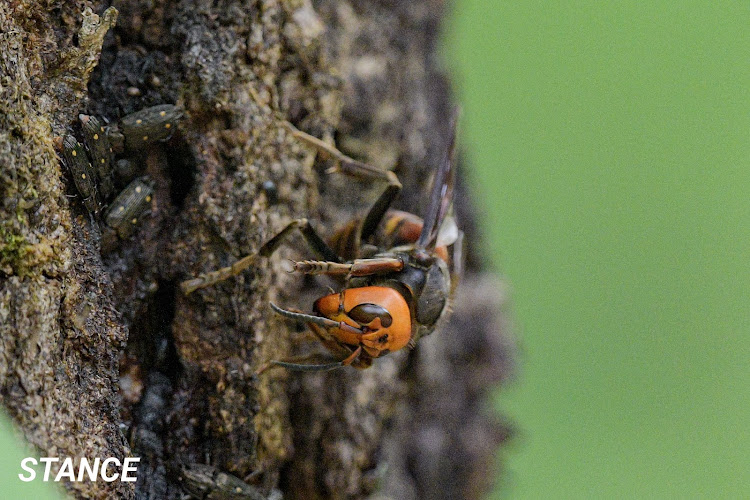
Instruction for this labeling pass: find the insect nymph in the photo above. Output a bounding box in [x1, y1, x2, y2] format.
[181, 114, 463, 371]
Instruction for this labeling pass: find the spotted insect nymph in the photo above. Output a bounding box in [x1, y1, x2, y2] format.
[181, 112, 463, 371]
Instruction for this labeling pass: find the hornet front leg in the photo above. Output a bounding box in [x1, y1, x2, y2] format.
[180, 218, 341, 294]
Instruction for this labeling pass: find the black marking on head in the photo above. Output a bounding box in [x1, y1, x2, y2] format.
[348, 303, 393, 327]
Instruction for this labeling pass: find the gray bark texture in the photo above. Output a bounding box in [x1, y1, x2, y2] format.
[0, 1, 515, 499]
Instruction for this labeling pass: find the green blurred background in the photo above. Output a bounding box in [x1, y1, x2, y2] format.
[448, 0, 750, 498]
[0, 412, 61, 497]
[2, 1, 748, 497]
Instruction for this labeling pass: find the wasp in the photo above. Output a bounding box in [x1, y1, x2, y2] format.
[181, 112, 463, 371]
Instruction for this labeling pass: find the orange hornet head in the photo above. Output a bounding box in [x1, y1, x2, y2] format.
[314, 286, 412, 357]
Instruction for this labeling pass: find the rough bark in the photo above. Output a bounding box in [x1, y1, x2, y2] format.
[0, 1, 514, 499]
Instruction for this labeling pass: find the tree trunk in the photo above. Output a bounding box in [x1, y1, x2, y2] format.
[0, 1, 514, 498]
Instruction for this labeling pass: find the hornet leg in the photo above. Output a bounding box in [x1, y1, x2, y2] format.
[257, 346, 362, 373]
[181, 218, 341, 294]
[291, 257, 404, 277]
[285, 122, 402, 249]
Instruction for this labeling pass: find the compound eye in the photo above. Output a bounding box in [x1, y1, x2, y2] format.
[348, 303, 393, 328]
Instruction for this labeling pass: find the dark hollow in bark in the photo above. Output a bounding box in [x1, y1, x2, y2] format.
[0, 1, 515, 498]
